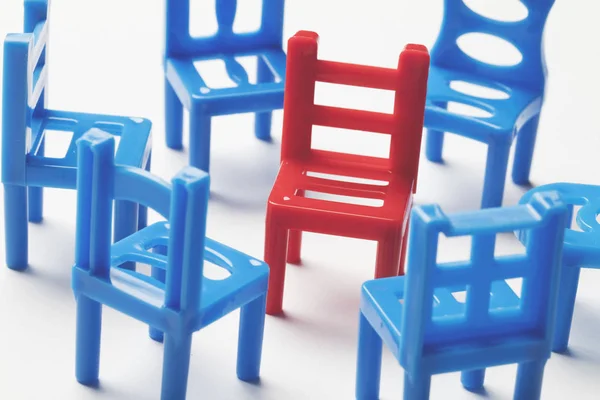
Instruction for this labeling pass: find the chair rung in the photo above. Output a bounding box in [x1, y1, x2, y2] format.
[316, 60, 397, 90]
[312, 105, 393, 134]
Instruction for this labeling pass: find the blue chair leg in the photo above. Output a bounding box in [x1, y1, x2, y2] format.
[149, 245, 167, 343]
[403, 372, 431, 400]
[255, 58, 273, 142]
[237, 294, 267, 381]
[514, 360, 546, 400]
[161, 332, 193, 400]
[113, 200, 138, 271]
[28, 186, 43, 223]
[28, 135, 44, 223]
[165, 78, 184, 150]
[4, 184, 28, 270]
[461, 368, 486, 391]
[480, 140, 511, 208]
[552, 264, 581, 352]
[138, 152, 151, 231]
[356, 312, 383, 399]
[425, 102, 446, 163]
[189, 110, 212, 173]
[75, 294, 102, 385]
[512, 114, 540, 186]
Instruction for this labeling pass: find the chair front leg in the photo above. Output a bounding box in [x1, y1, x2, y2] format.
[189, 110, 212, 173]
[255, 58, 274, 142]
[237, 293, 267, 381]
[512, 114, 540, 186]
[374, 227, 403, 279]
[480, 139, 511, 208]
[356, 312, 383, 399]
[425, 101, 447, 163]
[165, 78, 184, 150]
[552, 264, 581, 352]
[264, 219, 289, 315]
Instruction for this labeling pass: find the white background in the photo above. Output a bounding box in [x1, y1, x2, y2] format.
[1, 0, 600, 399]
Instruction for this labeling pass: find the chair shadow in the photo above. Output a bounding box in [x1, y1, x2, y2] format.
[208, 139, 281, 212]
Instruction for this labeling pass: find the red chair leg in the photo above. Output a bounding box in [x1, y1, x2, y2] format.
[287, 189, 304, 265]
[286, 230, 302, 264]
[265, 218, 289, 315]
[374, 228, 403, 279]
[398, 219, 410, 276]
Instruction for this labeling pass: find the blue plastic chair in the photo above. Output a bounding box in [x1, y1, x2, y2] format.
[164, 0, 286, 172]
[72, 129, 269, 400]
[520, 183, 600, 352]
[424, 0, 555, 208]
[2, 0, 152, 271]
[356, 192, 568, 400]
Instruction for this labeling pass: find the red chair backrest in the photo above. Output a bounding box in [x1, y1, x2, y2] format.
[280, 31, 430, 192]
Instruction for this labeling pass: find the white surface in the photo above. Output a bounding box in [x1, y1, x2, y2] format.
[1, 1, 600, 399]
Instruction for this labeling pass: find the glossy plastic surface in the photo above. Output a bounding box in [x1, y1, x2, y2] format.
[520, 183, 600, 352]
[72, 129, 269, 400]
[164, 0, 286, 172]
[424, 0, 555, 208]
[356, 192, 568, 399]
[264, 31, 430, 315]
[2, 0, 152, 271]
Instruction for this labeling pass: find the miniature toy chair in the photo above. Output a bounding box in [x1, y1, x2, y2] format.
[520, 183, 600, 352]
[424, 0, 556, 208]
[264, 31, 430, 315]
[164, 0, 286, 172]
[72, 129, 269, 400]
[356, 192, 568, 400]
[2, 0, 152, 271]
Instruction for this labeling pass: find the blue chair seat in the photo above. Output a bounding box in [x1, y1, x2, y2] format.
[26, 110, 151, 187]
[166, 49, 286, 116]
[360, 275, 522, 362]
[425, 66, 542, 139]
[108, 222, 270, 329]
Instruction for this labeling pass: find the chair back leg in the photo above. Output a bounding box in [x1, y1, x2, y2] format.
[403, 371, 431, 400]
[4, 184, 29, 270]
[514, 360, 546, 400]
[461, 368, 486, 391]
[75, 295, 103, 385]
[161, 332, 194, 400]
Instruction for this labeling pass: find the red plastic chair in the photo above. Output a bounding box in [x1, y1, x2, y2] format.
[264, 31, 430, 315]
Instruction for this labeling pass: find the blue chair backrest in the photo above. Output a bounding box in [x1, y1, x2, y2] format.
[2, 0, 49, 185]
[75, 128, 209, 314]
[400, 191, 567, 373]
[431, 0, 555, 91]
[165, 0, 285, 58]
